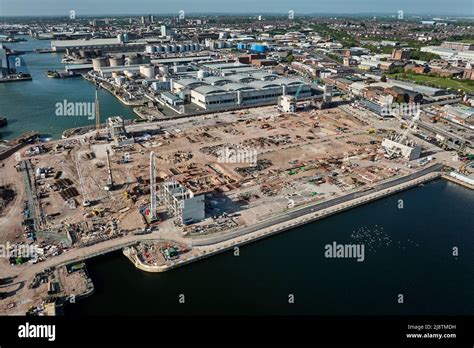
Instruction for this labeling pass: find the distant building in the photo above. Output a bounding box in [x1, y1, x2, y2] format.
[441, 42, 474, 52]
[161, 25, 174, 37]
[442, 104, 474, 128]
[404, 64, 430, 74]
[391, 48, 411, 61]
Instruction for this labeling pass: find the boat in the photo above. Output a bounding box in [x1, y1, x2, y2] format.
[0, 116, 7, 128]
[47, 70, 80, 79]
[47, 70, 60, 78]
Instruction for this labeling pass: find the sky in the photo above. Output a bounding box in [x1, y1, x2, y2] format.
[0, 0, 473, 17]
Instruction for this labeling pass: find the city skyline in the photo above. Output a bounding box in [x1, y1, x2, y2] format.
[0, 0, 473, 17]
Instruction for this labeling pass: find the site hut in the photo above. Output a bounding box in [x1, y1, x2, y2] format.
[160, 181, 205, 225]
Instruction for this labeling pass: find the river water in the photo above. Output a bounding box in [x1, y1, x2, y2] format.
[0, 36, 136, 140]
[66, 180, 474, 316]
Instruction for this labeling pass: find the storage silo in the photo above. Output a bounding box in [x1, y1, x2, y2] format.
[92, 57, 109, 72]
[126, 54, 141, 65]
[140, 65, 156, 79]
[109, 56, 124, 67]
[145, 45, 156, 54]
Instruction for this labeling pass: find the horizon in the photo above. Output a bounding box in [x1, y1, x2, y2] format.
[0, 0, 473, 17]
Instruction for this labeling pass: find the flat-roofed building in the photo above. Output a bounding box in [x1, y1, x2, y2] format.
[190, 85, 237, 110]
[442, 104, 474, 128]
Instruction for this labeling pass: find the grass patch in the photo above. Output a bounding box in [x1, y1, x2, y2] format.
[387, 73, 474, 93]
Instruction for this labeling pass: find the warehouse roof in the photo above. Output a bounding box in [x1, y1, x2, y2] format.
[222, 83, 255, 91]
[193, 85, 225, 95]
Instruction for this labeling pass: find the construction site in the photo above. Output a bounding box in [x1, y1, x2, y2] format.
[0, 102, 433, 253]
[2, 97, 469, 315]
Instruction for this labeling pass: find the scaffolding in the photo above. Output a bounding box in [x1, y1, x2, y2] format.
[159, 181, 204, 224]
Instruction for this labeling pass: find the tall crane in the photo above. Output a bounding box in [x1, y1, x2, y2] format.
[149, 151, 157, 220]
[104, 149, 114, 191]
[95, 88, 100, 138]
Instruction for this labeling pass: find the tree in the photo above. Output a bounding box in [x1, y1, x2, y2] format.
[381, 75, 387, 82]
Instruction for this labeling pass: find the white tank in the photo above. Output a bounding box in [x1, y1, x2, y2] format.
[170, 44, 177, 52]
[126, 55, 141, 65]
[109, 56, 124, 67]
[92, 57, 109, 72]
[117, 33, 124, 43]
[145, 45, 156, 54]
[140, 65, 156, 79]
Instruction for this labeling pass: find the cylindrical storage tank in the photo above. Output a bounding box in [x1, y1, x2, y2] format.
[155, 45, 162, 53]
[177, 44, 184, 52]
[140, 65, 156, 79]
[217, 41, 224, 49]
[123, 33, 129, 43]
[170, 44, 177, 53]
[250, 43, 267, 53]
[109, 56, 124, 67]
[145, 45, 156, 54]
[117, 33, 124, 43]
[92, 57, 109, 72]
[126, 55, 141, 65]
[163, 45, 171, 53]
[237, 43, 247, 50]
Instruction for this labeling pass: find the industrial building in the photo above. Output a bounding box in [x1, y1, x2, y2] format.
[381, 138, 422, 160]
[184, 74, 312, 110]
[442, 105, 474, 128]
[107, 117, 135, 147]
[160, 181, 205, 224]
